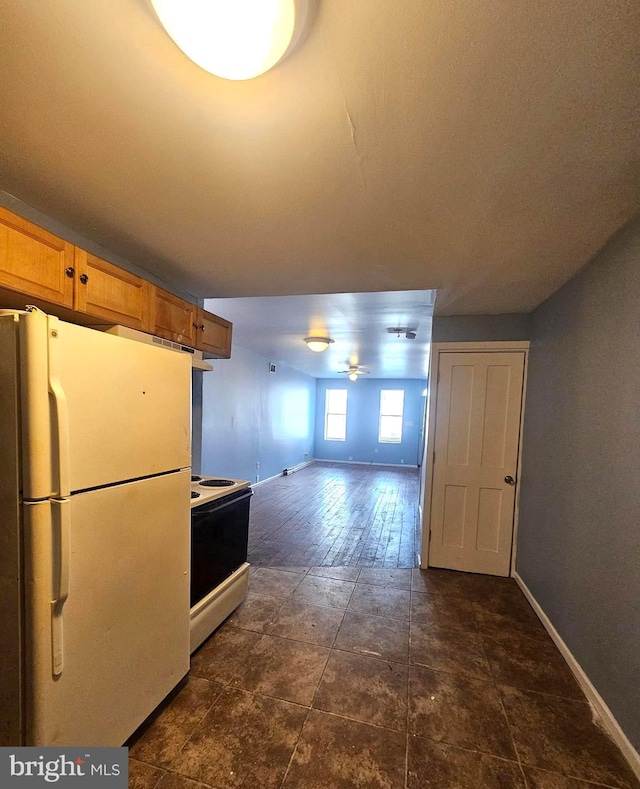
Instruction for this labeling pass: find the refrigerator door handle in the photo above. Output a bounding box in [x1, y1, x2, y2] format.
[47, 317, 71, 498]
[51, 498, 70, 676]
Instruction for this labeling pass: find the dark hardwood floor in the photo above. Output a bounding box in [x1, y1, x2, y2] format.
[248, 461, 420, 568]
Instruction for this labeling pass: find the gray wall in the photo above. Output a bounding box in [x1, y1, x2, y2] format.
[517, 216, 640, 749]
[432, 313, 531, 343]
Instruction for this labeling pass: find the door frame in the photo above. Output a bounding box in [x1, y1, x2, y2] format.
[419, 341, 530, 576]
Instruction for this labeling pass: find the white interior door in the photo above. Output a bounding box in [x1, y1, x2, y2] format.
[428, 351, 525, 576]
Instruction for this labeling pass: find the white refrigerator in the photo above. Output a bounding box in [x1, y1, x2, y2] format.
[0, 308, 192, 746]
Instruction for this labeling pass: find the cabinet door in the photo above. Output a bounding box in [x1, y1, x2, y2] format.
[0, 206, 74, 307]
[151, 287, 197, 346]
[195, 308, 232, 358]
[74, 249, 152, 330]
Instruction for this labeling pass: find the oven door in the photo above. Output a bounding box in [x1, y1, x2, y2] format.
[190, 488, 252, 607]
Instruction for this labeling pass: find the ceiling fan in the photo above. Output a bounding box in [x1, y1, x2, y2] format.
[387, 326, 417, 339]
[339, 365, 370, 382]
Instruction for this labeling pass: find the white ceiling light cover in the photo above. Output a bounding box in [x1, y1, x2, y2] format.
[304, 336, 333, 352]
[150, 0, 297, 80]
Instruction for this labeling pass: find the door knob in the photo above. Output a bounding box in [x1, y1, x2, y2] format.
[504, 475, 515, 485]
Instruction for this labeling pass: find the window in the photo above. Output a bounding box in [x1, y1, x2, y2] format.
[379, 389, 404, 443]
[324, 389, 347, 441]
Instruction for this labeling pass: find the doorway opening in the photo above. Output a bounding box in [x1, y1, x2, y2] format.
[197, 289, 435, 570]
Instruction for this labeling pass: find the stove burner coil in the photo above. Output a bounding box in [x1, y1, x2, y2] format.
[191, 491, 201, 499]
[191, 475, 202, 482]
[199, 479, 236, 488]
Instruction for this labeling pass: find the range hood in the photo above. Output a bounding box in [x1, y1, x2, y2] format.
[94, 324, 213, 371]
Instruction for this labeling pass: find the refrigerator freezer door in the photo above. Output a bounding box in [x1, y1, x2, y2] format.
[24, 470, 190, 746]
[49, 318, 191, 491]
[46, 315, 191, 494]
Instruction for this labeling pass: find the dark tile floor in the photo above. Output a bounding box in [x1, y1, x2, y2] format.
[127, 567, 639, 789]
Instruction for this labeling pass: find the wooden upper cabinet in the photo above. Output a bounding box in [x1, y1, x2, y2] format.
[151, 287, 197, 346]
[0, 207, 233, 358]
[195, 307, 232, 358]
[0, 206, 74, 307]
[74, 248, 152, 330]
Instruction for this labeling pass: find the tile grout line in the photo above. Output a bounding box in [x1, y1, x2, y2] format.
[405, 580, 417, 788]
[303, 580, 355, 715]
[279, 589, 350, 789]
[279, 705, 314, 789]
[286, 704, 414, 737]
[150, 680, 229, 782]
[490, 652, 529, 786]
[405, 585, 413, 789]
[404, 730, 410, 789]
[149, 768, 166, 789]
[470, 585, 531, 785]
[128, 674, 225, 772]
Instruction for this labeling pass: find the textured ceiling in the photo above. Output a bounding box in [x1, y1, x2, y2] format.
[0, 1, 638, 315]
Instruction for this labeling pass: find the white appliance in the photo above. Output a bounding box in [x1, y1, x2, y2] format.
[93, 323, 213, 371]
[0, 308, 192, 747]
[190, 475, 251, 506]
[189, 476, 252, 653]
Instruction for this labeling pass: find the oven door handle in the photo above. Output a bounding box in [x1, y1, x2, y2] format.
[196, 489, 252, 514]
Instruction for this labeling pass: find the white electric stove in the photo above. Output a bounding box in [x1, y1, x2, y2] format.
[190, 474, 251, 507]
[189, 474, 253, 653]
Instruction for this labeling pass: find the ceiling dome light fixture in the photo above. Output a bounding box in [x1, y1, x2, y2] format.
[304, 336, 334, 353]
[149, 0, 308, 81]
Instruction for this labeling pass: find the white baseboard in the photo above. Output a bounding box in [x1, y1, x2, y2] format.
[283, 460, 315, 475]
[513, 572, 640, 781]
[252, 460, 315, 488]
[252, 472, 281, 488]
[313, 458, 418, 468]
[254, 457, 418, 485]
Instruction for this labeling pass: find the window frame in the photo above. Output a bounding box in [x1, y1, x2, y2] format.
[378, 388, 405, 444]
[324, 388, 348, 441]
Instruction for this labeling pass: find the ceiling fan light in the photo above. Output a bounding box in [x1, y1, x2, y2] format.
[150, 0, 299, 81]
[348, 372, 358, 382]
[304, 336, 333, 352]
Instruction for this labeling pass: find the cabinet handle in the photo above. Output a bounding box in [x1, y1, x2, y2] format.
[192, 322, 199, 329]
[64, 267, 75, 278]
[79, 273, 89, 284]
[200, 324, 205, 332]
